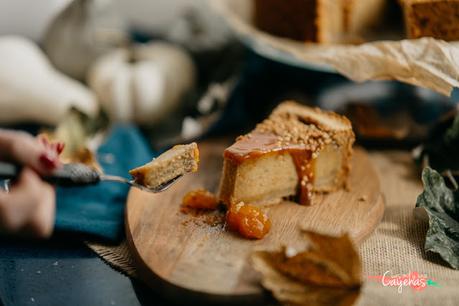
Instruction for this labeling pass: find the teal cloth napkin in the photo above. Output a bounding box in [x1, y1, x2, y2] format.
[55, 125, 154, 242]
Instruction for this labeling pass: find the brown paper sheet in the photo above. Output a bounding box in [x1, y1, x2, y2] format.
[210, 0, 459, 96]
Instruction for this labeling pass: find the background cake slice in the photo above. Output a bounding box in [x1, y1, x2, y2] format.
[401, 0, 459, 41]
[254, 0, 345, 43]
[130, 143, 199, 189]
[218, 102, 355, 206]
[253, 0, 389, 43]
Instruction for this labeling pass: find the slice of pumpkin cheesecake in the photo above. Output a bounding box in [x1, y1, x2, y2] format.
[218, 102, 355, 206]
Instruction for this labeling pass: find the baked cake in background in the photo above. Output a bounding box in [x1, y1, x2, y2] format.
[254, 0, 459, 42]
[218, 101, 355, 206]
[254, 0, 345, 43]
[344, 0, 388, 38]
[401, 0, 459, 41]
[254, 0, 389, 43]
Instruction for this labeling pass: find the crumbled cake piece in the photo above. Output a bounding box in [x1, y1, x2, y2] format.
[218, 101, 355, 206]
[129, 143, 199, 189]
[401, 0, 459, 40]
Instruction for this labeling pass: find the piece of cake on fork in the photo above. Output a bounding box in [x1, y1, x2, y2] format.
[218, 101, 355, 206]
[129, 143, 199, 189]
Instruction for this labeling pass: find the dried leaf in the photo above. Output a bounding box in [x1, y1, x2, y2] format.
[252, 232, 362, 306]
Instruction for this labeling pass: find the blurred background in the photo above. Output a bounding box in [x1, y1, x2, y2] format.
[0, 0, 211, 41]
[1, 0, 457, 152]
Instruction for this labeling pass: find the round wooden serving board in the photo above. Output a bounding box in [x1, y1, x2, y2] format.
[125, 139, 384, 304]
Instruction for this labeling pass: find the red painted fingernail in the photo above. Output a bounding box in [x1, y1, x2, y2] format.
[56, 142, 65, 154]
[39, 153, 58, 169]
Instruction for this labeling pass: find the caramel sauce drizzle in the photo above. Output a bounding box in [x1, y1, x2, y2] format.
[290, 150, 314, 206]
[224, 133, 315, 205]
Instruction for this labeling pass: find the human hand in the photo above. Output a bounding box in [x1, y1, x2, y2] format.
[0, 129, 63, 238]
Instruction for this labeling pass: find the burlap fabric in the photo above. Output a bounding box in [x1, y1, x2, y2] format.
[86, 151, 459, 305]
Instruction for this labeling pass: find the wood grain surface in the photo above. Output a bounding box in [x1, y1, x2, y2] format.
[125, 139, 384, 304]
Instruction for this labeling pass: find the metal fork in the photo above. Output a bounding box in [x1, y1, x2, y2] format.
[0, 162, 181, 193]
[99, 174, 181, 193]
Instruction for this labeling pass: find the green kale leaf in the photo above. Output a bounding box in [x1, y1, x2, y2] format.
[416, 167, 459, 269]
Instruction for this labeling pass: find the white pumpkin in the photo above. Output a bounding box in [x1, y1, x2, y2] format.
[43, 0, 127, 81]
[0, 36, 98, 125]
[88, 42, 196, 124]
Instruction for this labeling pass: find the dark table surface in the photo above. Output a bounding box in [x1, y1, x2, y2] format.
[0, 237, 169, 306]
